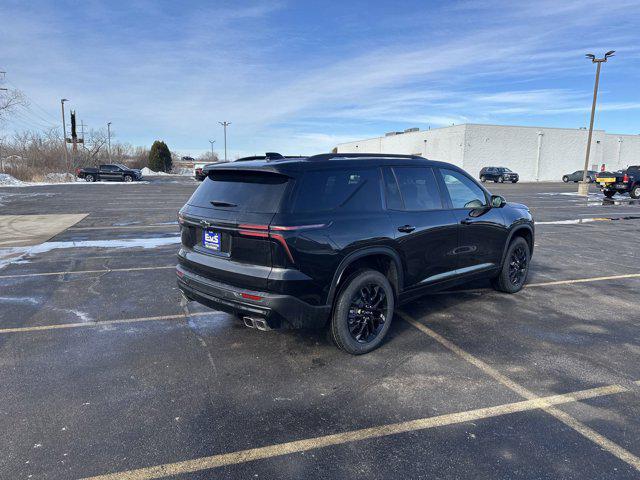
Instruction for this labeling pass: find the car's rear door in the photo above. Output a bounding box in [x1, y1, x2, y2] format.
[436, 167, 507, 274]
[383, 166, 458, 288]
[179, 169, 292, 290]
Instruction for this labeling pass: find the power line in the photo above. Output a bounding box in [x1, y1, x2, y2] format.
[3, 78, 58, 123]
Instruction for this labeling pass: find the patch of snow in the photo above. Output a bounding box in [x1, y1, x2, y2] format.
[538, 192, 602, 198]
[69, 310, 93, 323]
[44, 172, 75, 183]
[536, 217, 608, 225]
[0, 236, 180, 271]
[0, 296, 40, 304]
[0, 173, 26, 186]
[141, 167, 171, 176]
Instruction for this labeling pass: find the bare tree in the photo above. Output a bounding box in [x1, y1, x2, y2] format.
[198, 151, 220, 163]
[0, 88, 28, 124]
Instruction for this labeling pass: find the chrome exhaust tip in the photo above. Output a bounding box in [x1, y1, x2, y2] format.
[254, 319, 271, 331]
[243, 317, 256, 329]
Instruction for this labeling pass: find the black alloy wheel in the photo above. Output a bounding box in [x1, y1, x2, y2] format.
[508, 244, 528, 288]
[331, 269, 395, 355]
[347, 284, 387, 344]
[491, 237, 530, 293]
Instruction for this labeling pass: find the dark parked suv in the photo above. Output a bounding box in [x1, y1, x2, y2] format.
[177, 153, 534, 354]
[479, 167, 519, 183]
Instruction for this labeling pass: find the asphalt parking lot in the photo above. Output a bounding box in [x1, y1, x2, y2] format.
[1, 177, 639, 479]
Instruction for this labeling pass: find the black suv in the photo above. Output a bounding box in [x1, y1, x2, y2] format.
[479, 167, 519, 183]
[177, 154, 534, 354]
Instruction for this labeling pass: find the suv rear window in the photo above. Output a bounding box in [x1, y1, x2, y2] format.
[187, 170, 290, 213]
[292, 168, 381, 213]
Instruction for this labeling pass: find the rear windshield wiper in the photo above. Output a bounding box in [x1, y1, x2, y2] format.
[210, 200, 237, 207]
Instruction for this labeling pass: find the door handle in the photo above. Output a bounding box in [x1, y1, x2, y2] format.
[460, 218, 473, 225]
[397, 225, 416, 233]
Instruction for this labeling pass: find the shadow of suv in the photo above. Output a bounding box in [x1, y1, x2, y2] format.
[177, 153, 534, 354]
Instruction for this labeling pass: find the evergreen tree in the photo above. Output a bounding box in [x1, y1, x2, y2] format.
[148, 140, 172, 172]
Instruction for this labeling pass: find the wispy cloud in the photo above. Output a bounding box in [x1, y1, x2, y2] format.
[1, 0, 639, 156]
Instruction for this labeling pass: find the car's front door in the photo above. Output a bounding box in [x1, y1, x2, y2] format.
[99, 165, 117, 181]
[383, 166, 459, 289]
[436, 168, 508, 274]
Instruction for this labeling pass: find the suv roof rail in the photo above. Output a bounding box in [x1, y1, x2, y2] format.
[306, 153, 423, 162]
[234, 152, 301, 162]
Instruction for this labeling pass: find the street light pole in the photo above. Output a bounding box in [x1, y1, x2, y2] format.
[107, 122, 112, 161]
[61, 98, 69, 173]
[579, 50, 615, 195]
[218, 121, 231, 161]
[209, 139, 216, 158]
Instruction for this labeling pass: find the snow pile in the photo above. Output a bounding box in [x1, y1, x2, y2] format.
[44, 172, 76, 183]
[141, 167, 171, 176]
[0, 173, 26, 186]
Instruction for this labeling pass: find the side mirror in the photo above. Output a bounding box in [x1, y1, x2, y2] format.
[491, 195, 506, 208]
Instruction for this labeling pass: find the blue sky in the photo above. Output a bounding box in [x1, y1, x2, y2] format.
[1, 0, 640, 158]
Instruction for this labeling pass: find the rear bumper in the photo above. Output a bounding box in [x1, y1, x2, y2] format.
[176, 264, 330, 329]
[599, 183, 628, 191]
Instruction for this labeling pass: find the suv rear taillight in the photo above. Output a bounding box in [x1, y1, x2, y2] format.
[75, 168, 81, 175]
[623, 174, 630, 182]
[238, 223, 326, 265]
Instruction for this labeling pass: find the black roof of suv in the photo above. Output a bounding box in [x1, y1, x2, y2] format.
[177, 153, 534, 354]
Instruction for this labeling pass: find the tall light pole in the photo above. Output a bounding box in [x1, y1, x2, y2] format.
[61, 99, 69, 173]
[209, 139, 216, 158]
[579, 50, 615, 195]
[219, 121, 231, 161]
[107, 122, 112, 161]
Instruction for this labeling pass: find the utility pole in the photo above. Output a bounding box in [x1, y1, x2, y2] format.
[61, 98, 69, 173]
[579, 50, 615, 195]
[107, 122, 112, 161]
[80, 120, 86, 150]
[218, 121, 231, 161]
[209, 139, 216, 158]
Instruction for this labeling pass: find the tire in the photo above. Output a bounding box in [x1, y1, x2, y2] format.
[498, 176, 504, 183]
[491, 237, 530, 294]
[630, 185, 640, 199]
[123, 175, 133, 182]
[511, 180, 518, 183]
[562, 176, 569, 183]
[480, 176, 486, 183]
[604, 190, 616, 198]
[330, 270, 394, 355]
[85, 174, 96, 182]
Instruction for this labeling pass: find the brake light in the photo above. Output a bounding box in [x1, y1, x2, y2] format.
[75, 168, 81, 175]
[241, 293, 263, 301]
[237, 223, 326, 264]
[623, 174, 629, 182]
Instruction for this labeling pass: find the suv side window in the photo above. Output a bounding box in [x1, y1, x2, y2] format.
[384, 167, 443, 211]
[439, 168, 487, 209]
[292, 168, 381, 213]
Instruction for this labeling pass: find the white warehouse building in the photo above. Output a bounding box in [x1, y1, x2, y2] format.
[335, 123, 640, 182]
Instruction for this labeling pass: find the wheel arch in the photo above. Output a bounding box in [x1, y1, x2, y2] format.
[499, 225, 534, 268]
[327, 247, 404, 306]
